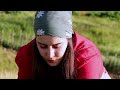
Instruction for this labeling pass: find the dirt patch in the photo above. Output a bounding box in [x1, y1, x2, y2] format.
[108, 72, 120, 79]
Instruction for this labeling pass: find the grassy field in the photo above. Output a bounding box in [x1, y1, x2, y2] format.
[0, 11, 120, 79]
[0, 45, 17, 79]
[0, 11, 35, 50]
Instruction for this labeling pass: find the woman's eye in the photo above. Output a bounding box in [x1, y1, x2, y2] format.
[53, 44, 61, 48]
[39, 44, 47, 49]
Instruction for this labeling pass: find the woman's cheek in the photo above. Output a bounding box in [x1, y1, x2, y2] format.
[56, 48, 66, 57]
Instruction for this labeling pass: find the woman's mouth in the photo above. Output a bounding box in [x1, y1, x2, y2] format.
[48, 60, 55, 63]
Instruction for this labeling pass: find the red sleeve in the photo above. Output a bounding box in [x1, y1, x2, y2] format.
[77, 55, 104, 79]
[15, 47, 28, 79]
[75, 46, 105, 79]
[15, 47, 24, 79]
[15, 47, 33, 79]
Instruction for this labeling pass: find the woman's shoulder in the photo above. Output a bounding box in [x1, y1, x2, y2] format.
[73, 32, 102, 67]
[15, 39, 36, 76]
[73, 32, 98, 52]
[16, 38, 36, 57]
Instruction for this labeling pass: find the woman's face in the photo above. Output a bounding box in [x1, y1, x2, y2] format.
[36, 35, 68, 67]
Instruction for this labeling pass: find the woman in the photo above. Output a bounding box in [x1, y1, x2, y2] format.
[15, 11, 111, 79]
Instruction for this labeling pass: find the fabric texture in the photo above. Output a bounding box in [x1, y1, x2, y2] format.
[34, 11, 73, 38]
[15, 32, 109, 79]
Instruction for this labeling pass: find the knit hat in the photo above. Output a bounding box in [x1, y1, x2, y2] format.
[34, 11, 73, 38]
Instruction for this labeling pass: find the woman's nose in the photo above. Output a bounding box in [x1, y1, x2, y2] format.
[47, 47, 55, 58]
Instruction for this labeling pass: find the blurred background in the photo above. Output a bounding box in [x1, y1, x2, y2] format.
[0, 11, 120, 79]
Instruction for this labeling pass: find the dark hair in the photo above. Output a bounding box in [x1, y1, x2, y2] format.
[32, 38, 74, 79]
[64, 39, 74, 79]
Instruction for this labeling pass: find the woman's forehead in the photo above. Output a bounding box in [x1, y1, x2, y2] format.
[36, 35, 67, 44]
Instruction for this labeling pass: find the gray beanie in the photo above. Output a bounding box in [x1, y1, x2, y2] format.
[34, 11, 73, 38]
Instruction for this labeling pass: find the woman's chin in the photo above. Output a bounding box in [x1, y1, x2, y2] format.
[47, 62, 59, 67]
[46, 60, 60, 67]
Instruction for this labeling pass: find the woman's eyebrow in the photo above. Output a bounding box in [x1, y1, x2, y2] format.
[37, 41, 47, 45]
[37, 41, 62, 45]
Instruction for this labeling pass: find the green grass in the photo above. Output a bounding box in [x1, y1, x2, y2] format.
[0, 45, 18, 79]
[0, 11, 35, 50]
[0, 45, 17, 71]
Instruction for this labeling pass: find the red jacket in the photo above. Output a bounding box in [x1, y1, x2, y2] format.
[15, 32, 106, 79]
